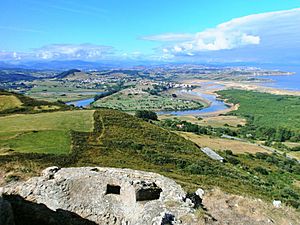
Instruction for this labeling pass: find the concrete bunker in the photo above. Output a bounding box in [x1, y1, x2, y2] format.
[105, 181, 162, 202]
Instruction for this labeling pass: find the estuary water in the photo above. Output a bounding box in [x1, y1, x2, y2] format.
[66, 98, 95, 107]
[66, 92, 105, 107]
[66, 65, 299, 113]
[158, 90, 229, 116]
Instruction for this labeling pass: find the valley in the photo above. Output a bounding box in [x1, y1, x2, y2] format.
[0, 65, 300, 222]
[2, 2, 300, 224]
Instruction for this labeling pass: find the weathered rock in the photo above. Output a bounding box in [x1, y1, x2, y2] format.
[42, 166, 61, 180]
[2, 167, 199, 225]
[196, 188, 205, 199]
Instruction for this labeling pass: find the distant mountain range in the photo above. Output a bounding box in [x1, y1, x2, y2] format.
[0, 59, 296, 73]
[0, 60, 160, 71]
[0, 60, 116, 71]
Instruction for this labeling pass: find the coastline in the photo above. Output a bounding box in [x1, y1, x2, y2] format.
[178, 78, 300, 117]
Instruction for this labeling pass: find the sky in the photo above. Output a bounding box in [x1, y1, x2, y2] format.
[0, 0, 300, 63]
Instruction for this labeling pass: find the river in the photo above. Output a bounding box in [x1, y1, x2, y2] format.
[66, 98, 95, 107]
[158, 90, 229, 116]
[66, 66, 300, 114]
[67, 84, 229, 115]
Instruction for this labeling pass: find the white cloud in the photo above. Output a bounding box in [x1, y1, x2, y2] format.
[0, 44, 115, 61]
[148, 7, 300, 61]
[35, 44, 114, 60]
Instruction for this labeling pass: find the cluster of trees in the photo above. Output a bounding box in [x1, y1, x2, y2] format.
[160, 117, 300, 144]
[94, 82, 126, 101]
[160, 119, 238, 137]
[135, 110, 158, 121]
[143, 84, 169, 96]
[239, 124, 300, 142]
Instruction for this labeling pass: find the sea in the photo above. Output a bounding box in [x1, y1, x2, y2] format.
[260, 65, 300, 91]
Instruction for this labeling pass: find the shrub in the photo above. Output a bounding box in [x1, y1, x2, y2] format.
[290, 146, 300, 151]
[226, 156, 240, 165]
[254, 166, 269, 175]
[185, 163, 203, 174]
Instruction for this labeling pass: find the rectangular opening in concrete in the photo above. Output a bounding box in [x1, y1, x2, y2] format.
[106, 184, 121, 195]
[135, 187, 162, 201]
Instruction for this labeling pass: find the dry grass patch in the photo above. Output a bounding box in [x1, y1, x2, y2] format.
[288, 152, 300, 161]
[0, 95, 22, 111]
[178, 132, 269, 154]
[199, 116, 246, 127]
[159, 115, 246, 128]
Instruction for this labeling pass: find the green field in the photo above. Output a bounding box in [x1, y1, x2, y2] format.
[217, 90, 300, 131]
[26, 80, 105, 102]
[93, 89, 203, 111]
[0, 110, 94, 154]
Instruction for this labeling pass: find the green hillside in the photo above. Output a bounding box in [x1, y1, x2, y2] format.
[0, 90, 69, 114]
[1, 106, 300, 209]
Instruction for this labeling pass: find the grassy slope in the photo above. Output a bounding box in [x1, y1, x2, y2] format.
[217, 89, 300, 131]
[0, 110, 94, 154]
[0, 130, 70, 154]
[0, 95, 22, 111]
[1, 108, 299, 209]
[0, 90, 70, 115]
[0, 111, 94, 132]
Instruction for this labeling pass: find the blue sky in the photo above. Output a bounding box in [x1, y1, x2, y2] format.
[0, 0, 300, 63]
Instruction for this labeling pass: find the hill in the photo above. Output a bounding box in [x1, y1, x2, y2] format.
[0, 94, 22, 112]
[0, 103, 299, 209]
[0, 72, 36, 82]
[54, 69, 81, 79]
[0, 90, 69, 114]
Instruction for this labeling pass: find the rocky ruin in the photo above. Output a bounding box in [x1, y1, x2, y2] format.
[1, 166, 299, 225]
[0, 167, 200, 225]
